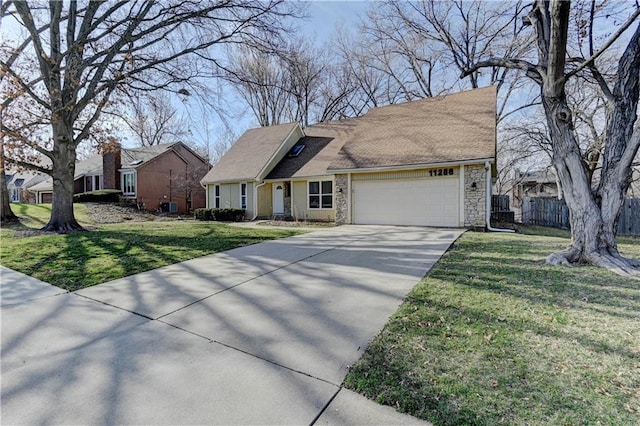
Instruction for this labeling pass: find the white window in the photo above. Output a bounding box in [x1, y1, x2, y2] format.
[240, 183, 247, 210]
[10, 188, 20, 202]
[122, 171, 136, 196]
[214, 185, 220, 208]
[308, 180, 333, 209]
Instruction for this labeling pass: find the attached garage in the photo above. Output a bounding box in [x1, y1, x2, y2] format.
[39, 192, 53, 204]
[351, 169, 461, 227]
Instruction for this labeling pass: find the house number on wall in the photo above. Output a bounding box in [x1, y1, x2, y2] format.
[429, 168, 455, 177]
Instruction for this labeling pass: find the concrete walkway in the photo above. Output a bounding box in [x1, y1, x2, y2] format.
[1, 225, 462, 425]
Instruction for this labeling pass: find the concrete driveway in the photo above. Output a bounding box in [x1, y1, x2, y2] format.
[1, 225, 462, 425]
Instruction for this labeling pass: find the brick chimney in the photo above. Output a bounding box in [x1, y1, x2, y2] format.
[102, 144, 121, 189]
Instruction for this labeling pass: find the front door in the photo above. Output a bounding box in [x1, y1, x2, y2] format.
[273, 183, 284, 214]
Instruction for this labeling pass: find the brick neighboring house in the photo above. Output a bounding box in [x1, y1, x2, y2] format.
[201, 86, 497, 228]
[30, 142, 210, 212]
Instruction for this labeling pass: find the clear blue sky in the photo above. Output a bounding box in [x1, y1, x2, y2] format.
[305, 0, 372, 42]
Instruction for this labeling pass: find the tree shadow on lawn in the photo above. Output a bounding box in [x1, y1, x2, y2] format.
[349, 282, 639, 425]
[346, 233, 640, 425]
[13, 225, 296, 291]
[435, 259, 640, 319]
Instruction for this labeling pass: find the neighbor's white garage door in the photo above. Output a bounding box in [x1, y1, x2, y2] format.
[352, 176, 460, 227]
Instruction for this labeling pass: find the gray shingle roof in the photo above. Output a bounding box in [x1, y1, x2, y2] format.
[74, 154, 103, 176]
[121, 143, 177, 168]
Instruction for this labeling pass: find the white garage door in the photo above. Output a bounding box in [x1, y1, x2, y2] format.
[353, 177, 460, 227]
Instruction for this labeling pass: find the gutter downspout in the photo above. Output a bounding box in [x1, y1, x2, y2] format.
[200, 182, 208, 208]
[485, 161, 515, 233]
[252, 180, 266, 221]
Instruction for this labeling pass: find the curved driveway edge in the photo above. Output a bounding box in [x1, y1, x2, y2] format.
[2, 225, 457, 424]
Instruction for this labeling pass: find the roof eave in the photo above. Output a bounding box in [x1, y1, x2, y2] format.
[255, 123, 303, 181]
[264, 174, 332, 182]
[327, 157, 496, 174]
[200, 177, 259, 185]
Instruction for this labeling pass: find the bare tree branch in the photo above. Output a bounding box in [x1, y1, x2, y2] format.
[566, 7, 640, 79]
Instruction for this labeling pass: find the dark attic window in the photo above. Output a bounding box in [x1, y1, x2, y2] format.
[288, 144, 305, 157]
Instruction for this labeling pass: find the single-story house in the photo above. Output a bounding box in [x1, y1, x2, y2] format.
[5, 170, 48, 204]
[201, 86, 497, 227]
[30, 142, 210, 212]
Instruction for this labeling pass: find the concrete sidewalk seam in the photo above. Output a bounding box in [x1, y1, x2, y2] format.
[207, 337, 342, 387]
[310, 386, 343, 426]
[75, 292, 157, 320]
[160, 314, 345, 387]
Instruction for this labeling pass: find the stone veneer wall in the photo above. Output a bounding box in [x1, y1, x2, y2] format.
[335, 174, 349, 224]
[464, 164, 487, 227]
[284, 196, 292, 216]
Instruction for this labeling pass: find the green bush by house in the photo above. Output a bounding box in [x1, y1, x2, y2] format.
[194, 208, 245, 222]
[73, 189, 122, 203]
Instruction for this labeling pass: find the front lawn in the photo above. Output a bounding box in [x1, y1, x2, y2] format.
[1, 204, 298, 291]
[8, 202, 92, 227]
[345, 229, 640, 425]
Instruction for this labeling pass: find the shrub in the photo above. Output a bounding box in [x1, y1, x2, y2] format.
[194, 208, 245, 222]
[194, 208, 213, 221]
[74, 189, 122, 203]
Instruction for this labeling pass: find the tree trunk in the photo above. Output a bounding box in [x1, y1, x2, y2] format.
[461, 1, 639, 276]
[42, 121, 83, 233]
[0, 142, 19, 224]
[542, 95, 638, 276]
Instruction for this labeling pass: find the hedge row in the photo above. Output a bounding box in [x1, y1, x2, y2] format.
[194, 208, 245, 222]
[73, 189, 122, 203]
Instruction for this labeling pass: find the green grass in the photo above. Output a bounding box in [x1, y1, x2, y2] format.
[7, 203, 92, 227]
[1, 204, 298, 291]
[345, 229, 640, 426]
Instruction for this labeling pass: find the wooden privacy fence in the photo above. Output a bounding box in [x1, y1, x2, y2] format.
[618, 198, 640, 236]
[522, 197, 640, 236]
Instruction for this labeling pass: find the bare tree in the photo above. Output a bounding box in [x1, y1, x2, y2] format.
[283, 38, 326, 127]
[224, 46, 291, 127]
[316, 62, 360, 122]
[111, 92, 189, 147]
[464, 0, 640, 276]
[496, 62, 618, 206]
[1, 1, 295, 232]
[360, 0, 535, 117]
[364, 5, 442, 100]
[495, 116, 552, 196]
[209, 128, 238, 165]
[224, 38, 328, 127]
[333, 27, 400, 114]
